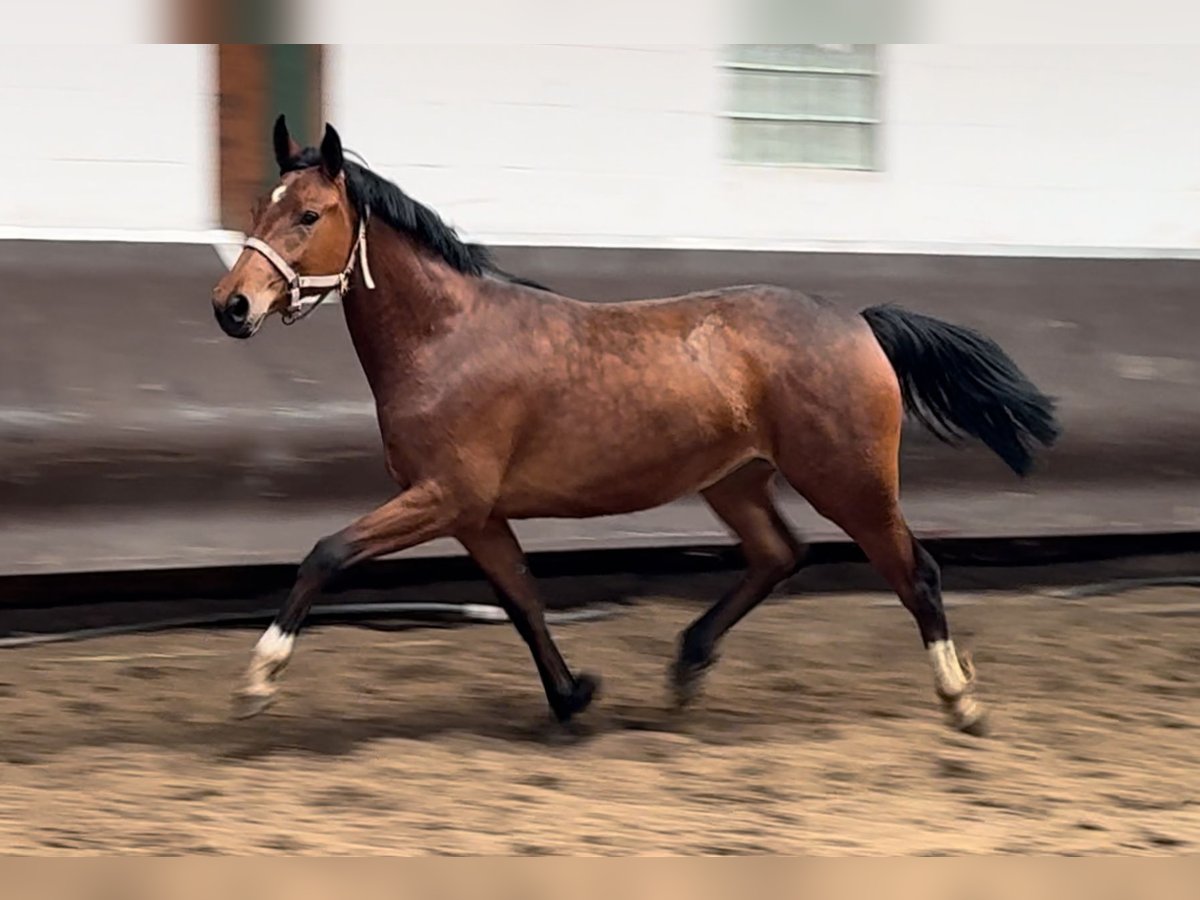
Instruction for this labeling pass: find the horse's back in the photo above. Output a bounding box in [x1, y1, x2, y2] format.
[480, 283, 877, 517]
[582, 283, 833, 318]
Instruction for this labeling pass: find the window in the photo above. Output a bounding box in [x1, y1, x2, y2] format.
[722, 44, 880, 170]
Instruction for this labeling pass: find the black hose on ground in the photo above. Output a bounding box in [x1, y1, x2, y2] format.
[6, 574, 1195, 650]
[0, 602, 623, 649]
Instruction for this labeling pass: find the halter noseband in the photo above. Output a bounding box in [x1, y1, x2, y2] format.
[242, 208, 376, 325]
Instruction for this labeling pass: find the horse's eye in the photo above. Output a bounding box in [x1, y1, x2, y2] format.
[299, 210, 320, 226]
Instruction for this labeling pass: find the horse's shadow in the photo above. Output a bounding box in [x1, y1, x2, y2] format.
[3, 685, 689, 764]
[15, 679, 818, 767]
[207, 697, 681, 762]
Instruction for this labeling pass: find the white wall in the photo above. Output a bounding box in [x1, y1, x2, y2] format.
[0, 44, 216, 236]
[328, 44, 1200, 255]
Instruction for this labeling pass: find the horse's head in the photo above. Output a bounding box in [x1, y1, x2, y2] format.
[212, 115, 360, 338]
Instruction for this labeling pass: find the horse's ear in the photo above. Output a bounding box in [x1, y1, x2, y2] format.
[273, 114, 301, 172]
[319, 124, 344, 180]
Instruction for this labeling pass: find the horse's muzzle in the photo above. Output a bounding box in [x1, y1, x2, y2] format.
[214, 293, 255, 339]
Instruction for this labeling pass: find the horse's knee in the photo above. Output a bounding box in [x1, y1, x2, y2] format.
[299, 534, 352, 584]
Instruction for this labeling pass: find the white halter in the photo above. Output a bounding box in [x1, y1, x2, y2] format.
[242, 208, 376, 325]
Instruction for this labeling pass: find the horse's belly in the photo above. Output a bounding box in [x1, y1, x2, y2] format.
[498, 330, 765, 518]
[496, 428, 761, 519]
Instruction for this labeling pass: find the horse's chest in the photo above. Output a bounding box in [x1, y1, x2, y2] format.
[372, 402, 446, 484]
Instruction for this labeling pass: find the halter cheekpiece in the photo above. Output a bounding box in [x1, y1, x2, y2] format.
[243, 208, 376, 325]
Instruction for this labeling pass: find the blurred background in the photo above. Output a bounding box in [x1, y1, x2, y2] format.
[1, 17, 1199, 856]
[2, 39, 1197, 576]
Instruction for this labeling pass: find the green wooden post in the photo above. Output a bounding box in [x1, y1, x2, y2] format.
[265, 45, 321, 187]
[230, 0, 280, 42]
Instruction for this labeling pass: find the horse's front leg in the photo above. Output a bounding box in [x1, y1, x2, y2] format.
[458, 518, 599, 723]
[232, 480, 456, 718]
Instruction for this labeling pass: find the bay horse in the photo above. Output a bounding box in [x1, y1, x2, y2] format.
[212, 116, 1059, 735]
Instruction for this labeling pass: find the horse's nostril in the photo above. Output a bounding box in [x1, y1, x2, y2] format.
[227, 294, 251, 324]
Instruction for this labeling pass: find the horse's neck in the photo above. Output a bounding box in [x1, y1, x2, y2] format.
[340, 229, 466, 395]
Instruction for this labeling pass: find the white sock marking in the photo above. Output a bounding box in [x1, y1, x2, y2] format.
[255, 623, 294, 666]
[928, 639, 969, 698]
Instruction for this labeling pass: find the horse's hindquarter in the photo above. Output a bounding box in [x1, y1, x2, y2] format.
[493, 289, 805, 519]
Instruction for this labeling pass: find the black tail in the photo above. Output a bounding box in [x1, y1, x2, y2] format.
[861, 305, 1060, 476]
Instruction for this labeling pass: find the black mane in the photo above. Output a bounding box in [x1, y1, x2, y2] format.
[282, 148, 550, 292]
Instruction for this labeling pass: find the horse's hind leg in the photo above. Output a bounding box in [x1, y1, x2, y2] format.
[458, 517, 599, 723]
[798, 469, 987, 735]
[672, 460, 806, 705]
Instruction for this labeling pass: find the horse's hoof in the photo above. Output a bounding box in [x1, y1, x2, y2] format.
[944, 696, 989, 737]
[670, 657, 713, 710]
[552, 672, 600, 722]
[955, 707, 990, 738]
[231, 688, 276, 720]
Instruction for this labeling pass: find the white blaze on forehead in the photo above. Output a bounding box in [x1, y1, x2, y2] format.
[270, 183, 288, 204]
